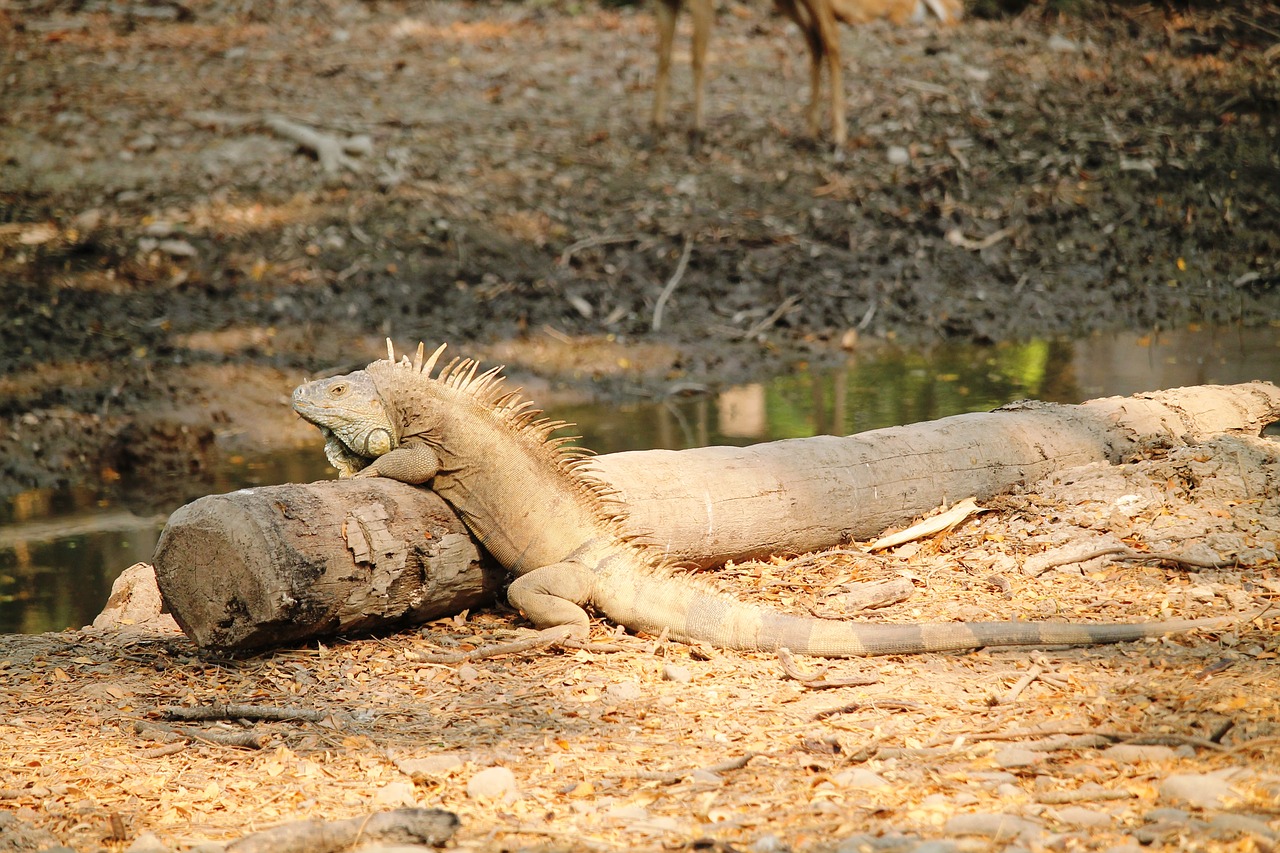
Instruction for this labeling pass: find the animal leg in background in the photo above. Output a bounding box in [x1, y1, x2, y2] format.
[651, 0, 846, 144]
[652, 0, 713, 138]
[774, 0, 846, 144]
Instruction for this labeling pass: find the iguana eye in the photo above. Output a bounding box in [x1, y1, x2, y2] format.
[329, 383, 348, 397]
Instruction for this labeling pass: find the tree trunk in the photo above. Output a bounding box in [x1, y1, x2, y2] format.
[152, 382, 1279, 650]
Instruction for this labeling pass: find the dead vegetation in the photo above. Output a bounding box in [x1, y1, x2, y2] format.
[3, 434, 1278, 851]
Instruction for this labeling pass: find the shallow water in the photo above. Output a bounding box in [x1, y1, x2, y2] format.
[2, 325, 1276, 634]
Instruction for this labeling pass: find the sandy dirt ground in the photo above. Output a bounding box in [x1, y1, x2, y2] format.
[2, 0, 1279, 850]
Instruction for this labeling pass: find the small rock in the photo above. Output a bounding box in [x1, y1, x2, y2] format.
[886, 146, 910, 166]
[91, 562, 179, 632]
[944, 813, 1041, 841]
[835, 833, 934, 852]
[158, 238, 197, 258]
[466, 766, 518, 801]
[395, 753, 466, 779]
[1047, 33, 1079, 52]
[993, 747, 1042, 768]
[372, 780, 417, 807]
[606, 681, 642, 702]
[1207, 813, 1279, 841]
[662, 664, 692, 683]
[125, 831, 170, 853]
[1102, 744, 1176, 764]
[1160, 769, 1247, 810]
[832, 768, 890, 788]
[1051, 805, 1113, 828]
[750, 833, 788, 853]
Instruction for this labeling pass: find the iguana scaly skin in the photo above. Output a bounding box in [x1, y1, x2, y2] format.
[291, 341, 1245, 656]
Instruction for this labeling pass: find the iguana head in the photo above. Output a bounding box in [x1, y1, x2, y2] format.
[292, 370, 397, 474]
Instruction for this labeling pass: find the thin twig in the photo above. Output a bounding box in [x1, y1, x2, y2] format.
[997, 664, 1044, 705]
[160, 704, 332, 723]
[558, 234, 637, 267]
[740, 293, 802, 339]
[135, 721, 263, 749]
[623, 753, 759, 783]
[812, 700, 922, 720]
[409, 628, 630, 664]
[1037, 789, 1135, 804]
[777, 648, 878, 689]
[923, 727, 1228, 752]
[651, 235, 693, 332]
[1038, 544, 1248, 571]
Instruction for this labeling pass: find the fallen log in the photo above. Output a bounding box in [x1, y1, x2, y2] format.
[597, 381, 1280, 565]
[152, 382, 1280, 650]
[153, 480, 505, 650]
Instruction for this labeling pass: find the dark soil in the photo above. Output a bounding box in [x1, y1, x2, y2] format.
[1, 0, 1278, 498]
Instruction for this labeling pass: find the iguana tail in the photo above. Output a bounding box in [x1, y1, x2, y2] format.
[593, 569, 1248, 657]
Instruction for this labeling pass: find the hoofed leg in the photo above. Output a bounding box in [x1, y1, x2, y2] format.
[815, 0, 846, 145]
[688, 0, 713, 138]
[652, 0, 680, 130]
[506, 562, 597, 639]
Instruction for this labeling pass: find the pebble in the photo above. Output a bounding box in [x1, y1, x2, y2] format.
[1050, 805, 1113, 828]
[662, 664, 692, 683]
[372, 780, 417, 807]
[1207, 813, 1279, 841]
[1102, 744, 1175, 764]
[993, 747, 1042, 768]
[886, 146, 910, 166]
[395, 753, 466, 779]
[125, 832, 170, 853]
[943, 813, 1041, 842]
[832, 768, 890, 789]
[466, 766, 518, 801]
[606, 681, 643, 702]
[1160, 769, 1247, 809]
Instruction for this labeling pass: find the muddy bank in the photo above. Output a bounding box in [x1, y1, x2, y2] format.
[1, 0, 1278, 498]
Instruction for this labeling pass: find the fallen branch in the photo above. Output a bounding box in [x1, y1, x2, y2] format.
[1037, 789, 1135, 804]
[134, 720, 263, 749]
[869, 497, 990, 552]
[184, 110, 372, 175]
[996, 664, 1044, 705]
[740, 293, 802, 339]
[224, 808, 459, 853]
[263, 115, 372, 174]
[623, 753, 759, 783]
[1034, 544, 1249, 572]
[410, 628, 574, 664]
[160, 704, 333, 723]
[651, 235, 693, 332]
[558, 233, 638, 266]
[777, 647, 877, 689]
[812, 700, 922, 720]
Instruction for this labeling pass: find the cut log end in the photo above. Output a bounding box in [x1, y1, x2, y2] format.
[153, 480, 503, 651]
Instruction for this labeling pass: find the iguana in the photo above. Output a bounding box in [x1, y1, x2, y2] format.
[290, 341, 1248, 656]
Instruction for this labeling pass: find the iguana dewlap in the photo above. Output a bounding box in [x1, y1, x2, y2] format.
[291, 341, 1245, 656]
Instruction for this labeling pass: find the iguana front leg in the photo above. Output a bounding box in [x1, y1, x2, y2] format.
[321, 429, 372, 478]
[506, 562, 596, 639]
[352, 440, 442, 485]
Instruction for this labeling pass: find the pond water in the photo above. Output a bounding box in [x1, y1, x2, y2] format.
[2, 325, 1277, 635]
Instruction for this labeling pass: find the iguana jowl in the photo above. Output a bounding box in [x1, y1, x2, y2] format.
[291, 341, 1241, 656]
